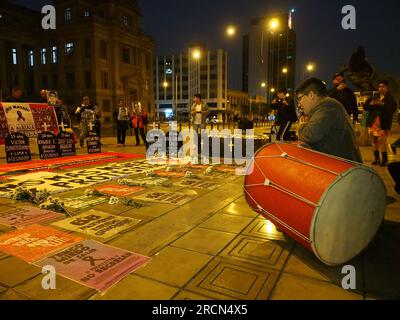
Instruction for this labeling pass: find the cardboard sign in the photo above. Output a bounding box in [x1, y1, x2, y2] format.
[0, 224, 83, 263]
[0, 160, 164, 197]
[37, 131, 60, 159]
[52, 210, 141, 240]
[57, 131, 76, 157]
[86, 132, 101, 154]
[3, 103, 37, 138]
[95, 184, 144, 197]
[5, 133, 31, 163]
[35, 240, 150, 292]
[30, 103, 59, 135]
[0, 206, 64, 228]
[132, 191, 196, 206]
[175, 179, 220, 190]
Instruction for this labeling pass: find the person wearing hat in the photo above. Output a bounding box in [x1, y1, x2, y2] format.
[296, 78, 362, 163]
[329, 73, 358, 122]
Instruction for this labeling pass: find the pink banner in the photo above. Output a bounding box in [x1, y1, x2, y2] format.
[0, 206, 64, 229]
[35, 240, 151, 292]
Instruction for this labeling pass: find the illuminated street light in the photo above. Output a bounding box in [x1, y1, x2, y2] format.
[163, 81, 168, 88]
[269, 18, 280, 31]
[226, 25, 236, 37]
[261, 82, 266, 88]
[282, 67, 288, 74]
[192, 49, 201, 60]
[270, 88, 276, 93]
[306, 63, 315, 72]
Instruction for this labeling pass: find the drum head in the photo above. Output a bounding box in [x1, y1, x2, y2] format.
[311, 167, 386, 266]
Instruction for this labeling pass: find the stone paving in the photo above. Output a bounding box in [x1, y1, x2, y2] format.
[0, 127, 399, 300]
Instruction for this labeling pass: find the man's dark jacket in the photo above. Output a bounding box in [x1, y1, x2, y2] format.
[364, 94, 398, 130]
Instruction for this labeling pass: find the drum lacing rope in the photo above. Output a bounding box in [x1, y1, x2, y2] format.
[243, 188, 311, 244]
[245, 158, 318, 207]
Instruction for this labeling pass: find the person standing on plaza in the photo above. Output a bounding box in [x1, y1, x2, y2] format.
[364, 80, 398, 166]
[271, 88, 298, 141]
[75, 96, 95, 148]
[390, 109, 400, 154]
[296, 78, 362, 163]
[191, 94, 209, 133]
[131, 103, 148, 147]
[329, 73, 358, 122]
[116, 99, 130, 147]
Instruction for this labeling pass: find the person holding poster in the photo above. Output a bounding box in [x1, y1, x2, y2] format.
[75, 96, 95, 148]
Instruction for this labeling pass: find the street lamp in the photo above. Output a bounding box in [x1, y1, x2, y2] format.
[303, 63, 316, 80]
[282, 67, 288, 74]
[226, 25, 237, 38]
[192, 49, 201, 60]
[261, 82, 267, 88]
[163, 81, 169, 88]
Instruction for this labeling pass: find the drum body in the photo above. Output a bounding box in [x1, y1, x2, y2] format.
[244, 143, 386, 266]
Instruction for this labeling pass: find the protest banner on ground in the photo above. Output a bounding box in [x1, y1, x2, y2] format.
[0, 224, 83, 263]
[52, 210, 141, 240]
[34, 240, 151, 292]
[0, 206, 64, 228]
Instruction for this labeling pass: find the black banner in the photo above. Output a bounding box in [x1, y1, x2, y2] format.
[57, 131, 76, 157]
[37, 131, 60, 159]
[5, 133, 31, 163]
[86, 132, 101, 154]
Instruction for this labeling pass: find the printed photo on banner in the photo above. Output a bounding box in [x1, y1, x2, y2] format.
[0, 224, 83, 263]
[34, 240, 151, 292]
[95, 184, 145, 197]
[51, 210, 141, 240]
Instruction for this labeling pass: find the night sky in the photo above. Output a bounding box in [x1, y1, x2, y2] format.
[9, 0, 400, 90]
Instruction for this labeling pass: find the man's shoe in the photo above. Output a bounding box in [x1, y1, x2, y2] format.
[371, 160, 380, 165]
[390, 144, 397, 154]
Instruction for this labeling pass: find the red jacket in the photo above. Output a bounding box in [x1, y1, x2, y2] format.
[131, 111, 148, 129]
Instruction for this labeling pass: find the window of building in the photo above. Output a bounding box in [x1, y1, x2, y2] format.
[65, 42, 74, 56]
[101, 72, 109, 89]
[51, 46, 58, 64]
[64, 8, 72, 22]
[84, 10, 91, 18]
[28, 50, 34, 67]
[133, 47, 140, 65]
[103, 100, 111, 112]
[100, 41, 107, 60]
[84, 39, 91, 58]
[122, 47, 130, 64]
[66, 73, 75, 90]
[123, 15, 132, 27]
[12, 48, 17, 65]
[85, 71, 91, 89]
[41, 48, 47, 64]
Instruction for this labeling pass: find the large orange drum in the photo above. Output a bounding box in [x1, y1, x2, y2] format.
[244, 142, 386, 266]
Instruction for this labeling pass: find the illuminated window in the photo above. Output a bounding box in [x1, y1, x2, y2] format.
[65, 42, 74, 55]
[51, 46, 58, 63]
[28, 50, 34, 67]
[41, 48, 47, 64]
[12, 48, 17, 65]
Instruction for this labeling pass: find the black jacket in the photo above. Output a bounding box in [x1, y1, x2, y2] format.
[271, 98, 298, 123]
[329, 86, 358, 119]
[5, 96, 24, 103]
[364, 94, 398, 130]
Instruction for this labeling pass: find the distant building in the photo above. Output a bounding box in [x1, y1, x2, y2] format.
[0, 0, 155, 128]
[154, 46, 228, 121]
[227, 90, 249, 118]
[242, 12, 296, 103]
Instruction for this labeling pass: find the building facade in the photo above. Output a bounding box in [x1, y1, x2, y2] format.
[0, 0, 155, 128]
[154, 46, 228, 121]
[242, 13, 296, 103]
